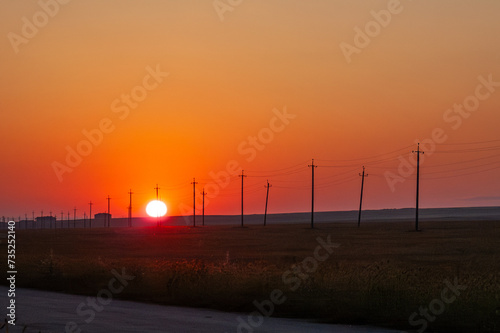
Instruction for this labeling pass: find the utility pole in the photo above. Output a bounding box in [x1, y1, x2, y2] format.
[308, 159, 317, 229]
[154, 184, 160, 227]
[358, 166, 368, 227]
[128, 189, 133, 227]
[107, 195, 111, 228]
[89, 201, 93, 229]
[60, 211, 63, 228]
[201, 188, 207, 226]
[191, 178, 198, 227]
[155, 184, 160, 201]
[412, 143, 424, 232]
[239, 170, 247, 227]
[73, 207, 77, 228]
[67, 211, 70, 228]
[264, 180, 271, 226]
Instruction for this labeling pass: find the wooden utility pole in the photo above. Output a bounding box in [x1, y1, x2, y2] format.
[89, 201, 93, 229]
[155, 184, 160, 200]
[239, 170, 247, 227]
[127, 190, 132, 227]
[201, 188, 207, 226]
[154, 184, 160, 227]
[191, 178, 198, 227]
[107, 195, 111, 227]
[264, 180, 271, 226]
[358, 166, 368, 227]
[412, 143, 424, 231]
[308, 159, 317, 229]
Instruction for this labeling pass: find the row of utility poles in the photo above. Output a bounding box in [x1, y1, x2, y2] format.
[9, 144, 424, 231]
[307, 143, 423, 231]
[187, 143, 423, 230]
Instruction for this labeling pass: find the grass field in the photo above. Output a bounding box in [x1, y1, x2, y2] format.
[2, 220, 499, 332]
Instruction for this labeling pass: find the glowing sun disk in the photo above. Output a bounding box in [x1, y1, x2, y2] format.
[146, 200, 167, 217]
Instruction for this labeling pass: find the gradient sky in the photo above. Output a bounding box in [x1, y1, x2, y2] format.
[1, 0, 499, 219]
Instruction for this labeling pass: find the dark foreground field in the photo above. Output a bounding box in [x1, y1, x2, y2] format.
[2, 220, 499, 332]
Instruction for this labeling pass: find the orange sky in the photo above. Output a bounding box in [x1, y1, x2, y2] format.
[1, 0, 499, 219]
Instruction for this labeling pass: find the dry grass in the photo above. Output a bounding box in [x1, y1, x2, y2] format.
[1, 220, 499, 332]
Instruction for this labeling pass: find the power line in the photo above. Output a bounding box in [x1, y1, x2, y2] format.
[438, 139, 500, 145]
[423, 164, 500, 180]
[315, 144, 413, 163]
[433, 145, 500, 153]
[424, 159, 500, 176]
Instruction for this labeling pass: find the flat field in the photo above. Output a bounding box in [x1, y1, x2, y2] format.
[2, 220, 499, 332]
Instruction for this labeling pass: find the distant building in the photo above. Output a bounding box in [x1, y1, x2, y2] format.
[95, 213, 111, 226]
[35, 216, 56, 224]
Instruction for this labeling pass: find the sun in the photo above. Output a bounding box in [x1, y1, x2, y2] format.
[146, 200, 168, 217]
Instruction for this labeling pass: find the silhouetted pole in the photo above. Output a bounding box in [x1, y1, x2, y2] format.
[308, 159, 317, 229]
[60, 211, 63, 228]
[191, 178, 198, 227]
[358, 166, 368, 227]
[89, 201, 93, 229]
[67, 211, 70, 228]
[128, 190, 132, 227]
[107, 195, 111, 227]
[239, 170, 247, 227]
[32, 211, 35, 229]
[73, 207, 76, 228]
[154, 184, 160, 227]
[412, 143, 424, 231]
[264, 180, 271, 226]
[201, 188, 207, 226]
